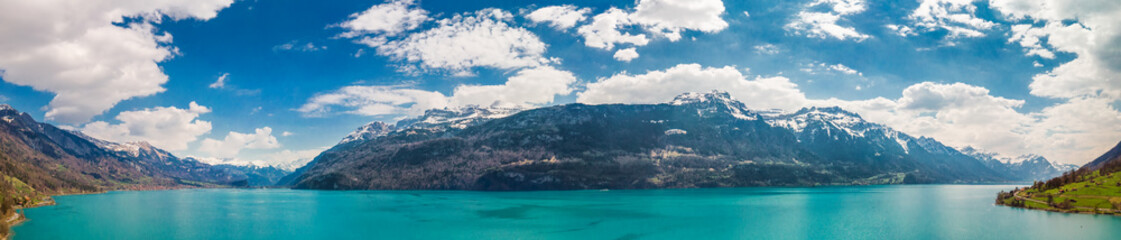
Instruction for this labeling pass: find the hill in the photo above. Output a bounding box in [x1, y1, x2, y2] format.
[0, 104, 290, 212]
[996, 140, 1121, 214]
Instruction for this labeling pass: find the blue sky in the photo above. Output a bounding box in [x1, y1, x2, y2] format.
[1, 0, 1119, 168]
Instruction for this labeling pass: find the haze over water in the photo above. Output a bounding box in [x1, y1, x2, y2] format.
[14, 185, 1121, 240]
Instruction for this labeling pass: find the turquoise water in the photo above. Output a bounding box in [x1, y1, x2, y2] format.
[12, 185, 1121, 239]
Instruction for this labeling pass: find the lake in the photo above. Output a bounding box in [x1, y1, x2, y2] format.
[12, 185, 1121, 239]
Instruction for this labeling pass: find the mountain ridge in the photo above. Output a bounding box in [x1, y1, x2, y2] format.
[287, 91, 1048, 190]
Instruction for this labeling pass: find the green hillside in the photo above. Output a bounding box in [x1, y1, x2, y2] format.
[997, 169, 1121, 214]
[997, 140, 1121, 214]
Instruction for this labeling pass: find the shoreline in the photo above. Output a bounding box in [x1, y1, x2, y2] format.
[996, 189, 1121, 216]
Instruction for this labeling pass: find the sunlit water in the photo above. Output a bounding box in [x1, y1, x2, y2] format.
[13, 185, 1121, 239]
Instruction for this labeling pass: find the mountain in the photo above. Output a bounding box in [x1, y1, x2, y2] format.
[958, 147, 1077, 181]
[996, 140, 1121, 213]
[277, 106, 519, 186]
[287, 91, 1019, 190]
[1079, 140, 1121, 171]
[199, 162, 290, 187]
[339, 121, 396, 144]
[0, 104, 287, 204]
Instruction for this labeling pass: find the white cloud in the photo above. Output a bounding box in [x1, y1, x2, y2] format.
[577, 63, 808, 110]
[570, 63, 1118, 164]
[281, 131, 294, 137]
[197, 127, 281, 158]
[629, 0, 729, 41]
[349, 9, 552, 75]
[209, 73, 229, 89]
[297, 85, 449, 117]
[800, 62, 863, 76]
[575, 0, 728, 51]
[786, 0, 870, 41]
[273, 41, 327, 52]
[754, 44, 780, 55]
[299, 66, 577, 116]
[0, 0, 233, 124]
[80, 102, 213, 151]
[448, 66, 577, 108]
[885, 24, 916, 37]
[828, 64, 861, 75]
[577, 8, 650, 50]
[904, 0, 996, 39]
[1007, 24, 1056, 59]
[192, 147, 326, 171]
[989, 0, 1121, 100]
[613, 48, 640, 62]
[337, 0, 429, 37]
[911, 0, 1121, 163]
[526, 5, 591, 30]
[821, 82, 1121, 165]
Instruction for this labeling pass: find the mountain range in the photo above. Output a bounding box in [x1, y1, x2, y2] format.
[0, 91, 1084, 195]
[0, 104, 288, 204]
[286, 91, 1076, 190]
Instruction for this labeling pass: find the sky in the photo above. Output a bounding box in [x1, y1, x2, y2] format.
[1, 0, 1120, 168]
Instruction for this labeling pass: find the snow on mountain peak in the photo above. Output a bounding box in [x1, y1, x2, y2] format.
[669, 91, 758, 120]
[670, 91, 736, 105]
[766, 106, 874, 137]
[340, 121, 395, 144]
[394, 105, 521, 131]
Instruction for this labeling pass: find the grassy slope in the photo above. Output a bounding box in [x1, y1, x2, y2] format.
[1000, 170, 1121, 213]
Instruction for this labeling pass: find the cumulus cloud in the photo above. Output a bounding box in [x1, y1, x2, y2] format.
[337, 0, 429, 37]
[577, 8, 650, 50]
[577, 63, 808, 110]
[629, 0, 729, 41]
[197, 127, 281, 158]
[526, 5, 591, 30]
[569, 62, 1118, 164]
[448, 66, 577, 108]
[823, 82, 1120, 165]
[0, 0, 233, 124]
[344, 8, 551, 75]
[80, 102, 213, 151]
[299, 66, 576, 117]
[613, 48, 640, 62]
[573, 0, 727, 54]
[786, 0, 870, 41]
[904, 0, 996, 39]
[986, 0, 1121, 100]
[887, 0, 1121, 163]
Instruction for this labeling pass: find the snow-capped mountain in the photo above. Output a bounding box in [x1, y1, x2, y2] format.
[291, 91, 1024, 190]
[395, 106, 520, 131]
[958, 146, 1077, 181]
[71, 131, 176, 162]
[339, 121, 396, 144]
[756, 101, 1003, 183]
[338, 106, 520, 145]
[670, 91, 758, 121]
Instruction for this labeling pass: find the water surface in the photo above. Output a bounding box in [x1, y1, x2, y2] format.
[13, 185, 1121, 239]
